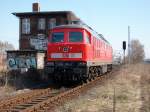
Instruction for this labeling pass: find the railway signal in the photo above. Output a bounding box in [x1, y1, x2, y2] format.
[123, 41, 126, 50]
[123, 41, 126, 64]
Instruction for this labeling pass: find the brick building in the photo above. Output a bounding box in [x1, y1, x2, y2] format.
[13, 3, 79, 51]
[7, 3, 79, 71]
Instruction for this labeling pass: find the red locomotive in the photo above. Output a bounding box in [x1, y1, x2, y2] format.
[45, 23, 113, 82]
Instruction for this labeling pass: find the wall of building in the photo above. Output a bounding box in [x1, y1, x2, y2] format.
[18, 13, 74, 50]
[7, 51, 45, 71]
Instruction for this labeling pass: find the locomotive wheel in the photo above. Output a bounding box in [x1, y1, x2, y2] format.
[88, 78, 92, 81]
[98, 67, 102, 76]
[83, 79, 87, 83]
[88, 73, 92, 81]
[83, 77, 88, 83]
[91, 75, 95, 80]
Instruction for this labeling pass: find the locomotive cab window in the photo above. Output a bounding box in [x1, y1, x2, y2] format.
[69, 32, 83, 42]
[85, 32, 90, 44]
[51, 32, 64, 43]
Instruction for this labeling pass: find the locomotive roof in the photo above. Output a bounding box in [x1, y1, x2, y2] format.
[53, 24, 110, 45]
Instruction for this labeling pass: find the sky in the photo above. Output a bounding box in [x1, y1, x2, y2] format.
[0, 0, 150, 58]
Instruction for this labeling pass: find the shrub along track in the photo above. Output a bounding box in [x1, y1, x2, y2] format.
[0, 67, 117, 112]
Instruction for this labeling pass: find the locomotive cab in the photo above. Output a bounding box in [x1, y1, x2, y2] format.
[45, 24, 112, 83]
[45, 25, 91, 82]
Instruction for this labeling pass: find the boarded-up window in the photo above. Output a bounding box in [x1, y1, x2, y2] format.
[48, 18, 56, 29]
[38, 18, 45, 30]
[30, 34, 47, 50]
[22, 18, 30, 34]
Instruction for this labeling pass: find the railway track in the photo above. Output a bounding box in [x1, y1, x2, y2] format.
[0, 88, 52, 111]
[0, 70, 114, 112]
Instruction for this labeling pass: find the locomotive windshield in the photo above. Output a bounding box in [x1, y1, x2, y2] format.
[51, 32, 64, 43]
[69, 32, 83, 42]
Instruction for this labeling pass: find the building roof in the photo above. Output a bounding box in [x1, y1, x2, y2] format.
[7, 50, 37, 53]
[12, 11, 76, 17]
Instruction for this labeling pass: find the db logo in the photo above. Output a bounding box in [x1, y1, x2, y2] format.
[63, 47, 69, 52]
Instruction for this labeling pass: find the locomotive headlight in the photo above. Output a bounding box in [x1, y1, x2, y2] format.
[78, 62, 86, 66]
[56, 62, 63, 66]
[46, 62, 54, 66]
[64, 62, 72, 66]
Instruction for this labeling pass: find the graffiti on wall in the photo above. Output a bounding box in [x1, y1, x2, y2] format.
[7, 53, 37, 70]
[7, 52, 37, 70]
[7, 57, 36, 70]
[30, 34, 48, 50]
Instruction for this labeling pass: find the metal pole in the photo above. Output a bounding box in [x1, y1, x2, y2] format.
[128, 26, 130, 64]
[5, 71, 8, 87]
[124, 50, 125, 64]
[113, 87, 116, 112]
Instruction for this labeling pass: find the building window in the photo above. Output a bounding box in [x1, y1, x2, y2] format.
[38, 18, 45, 30]
[48, 18, 56, 29]
[22, 18, 30, 34]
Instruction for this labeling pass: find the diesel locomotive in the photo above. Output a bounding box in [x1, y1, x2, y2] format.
[45, 23, 113, 82]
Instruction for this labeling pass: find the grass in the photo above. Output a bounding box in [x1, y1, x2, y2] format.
[55, 63, 150, 112]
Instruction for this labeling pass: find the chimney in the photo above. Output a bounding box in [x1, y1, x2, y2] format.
[32, 3, 40, 12]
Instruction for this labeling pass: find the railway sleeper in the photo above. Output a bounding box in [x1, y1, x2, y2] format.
[31, 100, 43, 103]
[25, 102, 38, 105]
[14, 106, 27, 110]
[15, 104, 33, 107]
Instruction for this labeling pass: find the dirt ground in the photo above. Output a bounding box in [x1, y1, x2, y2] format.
[56, 63, 150, 112]
[0, 86, 31, 101]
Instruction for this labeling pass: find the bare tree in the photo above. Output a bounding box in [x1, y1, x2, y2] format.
[130, 39, 145, 63]
[0, 41, 15, 70]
